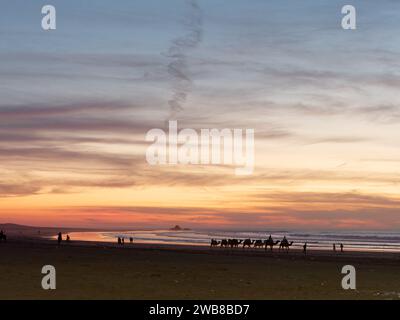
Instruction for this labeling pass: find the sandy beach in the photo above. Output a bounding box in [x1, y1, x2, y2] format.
[1, 231, 400, 299]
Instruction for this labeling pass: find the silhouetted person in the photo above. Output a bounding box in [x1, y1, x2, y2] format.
[57, 232, 62, 245]
[303, 242, 307, 254]
[0, 230, 6, 242]
[122, 237, 125, 245]
[333, 244, 336, 252]
[340, 243, 344, 252]
[129, 237, 133, 244]
[66, 235, 70, 242]
[117, 237, 121, 245]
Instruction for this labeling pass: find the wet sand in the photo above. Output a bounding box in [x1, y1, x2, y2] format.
[1, 237, 400, 299]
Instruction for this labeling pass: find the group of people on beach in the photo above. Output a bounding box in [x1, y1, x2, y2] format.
[333, 243, 344, 252]
[303, 242, 344, 254]
[54, 233, 134, 246]
[52, 231, 345, 254]
[57, 232, 70, 245]
[117, 237, 134, 245]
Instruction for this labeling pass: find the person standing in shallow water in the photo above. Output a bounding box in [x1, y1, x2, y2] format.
[57, 232, 62, 245]
[333, 244, 336, 252]
[340, 243, 344, 252]
[303, 242, 307, 255]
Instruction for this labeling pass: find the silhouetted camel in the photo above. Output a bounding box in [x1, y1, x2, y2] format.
[221, 239, 229, 248]
[210, 239, 220, 248]
[279, 240, 294, 252]
[243, 239, 254, 248]
[264, 239, 280, 251]
[228, 239, 243, 248]
[253, 240, 264, 248]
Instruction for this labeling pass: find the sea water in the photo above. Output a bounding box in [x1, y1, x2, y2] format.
[66, 229, 400, 252]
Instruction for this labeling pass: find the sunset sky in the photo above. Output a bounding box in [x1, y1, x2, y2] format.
[1, 0, 400, 230]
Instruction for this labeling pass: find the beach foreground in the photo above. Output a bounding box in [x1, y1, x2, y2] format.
[1, 239, 400, 299]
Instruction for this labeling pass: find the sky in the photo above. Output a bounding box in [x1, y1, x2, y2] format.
[1, 0, 400, 230]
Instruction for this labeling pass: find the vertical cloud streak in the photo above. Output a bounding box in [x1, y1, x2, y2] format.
[166, 0, 202, 119]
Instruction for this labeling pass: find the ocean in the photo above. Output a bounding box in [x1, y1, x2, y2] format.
[67, 229, 400, 252]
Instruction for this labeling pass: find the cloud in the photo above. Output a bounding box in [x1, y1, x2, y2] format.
[0, 100, 133, 118]
[26, 202, 400, 229]
[165, 0, 202, 118]
[250, 191, 400, 207]
[0, 182, 42, 197]
[303, 136, 372, 145]
[0, 99, 162, 138]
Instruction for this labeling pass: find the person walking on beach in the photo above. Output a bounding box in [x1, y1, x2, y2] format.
[122, 237, 125, 245]
[129, 237, 133, 244]
[340, 243, 344, 252]
[333, 243, 336, 252]
[66, 235, 70, 243]
[57, 232, 62, 246]
[303, 242, 307, 255]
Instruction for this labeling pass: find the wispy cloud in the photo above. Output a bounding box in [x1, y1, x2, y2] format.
[165, 0, 202, 119]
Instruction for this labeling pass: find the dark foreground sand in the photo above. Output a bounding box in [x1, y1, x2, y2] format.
[1, 237, 400, 300]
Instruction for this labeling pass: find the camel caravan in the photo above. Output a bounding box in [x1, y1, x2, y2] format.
[210, 235, 293, 252]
